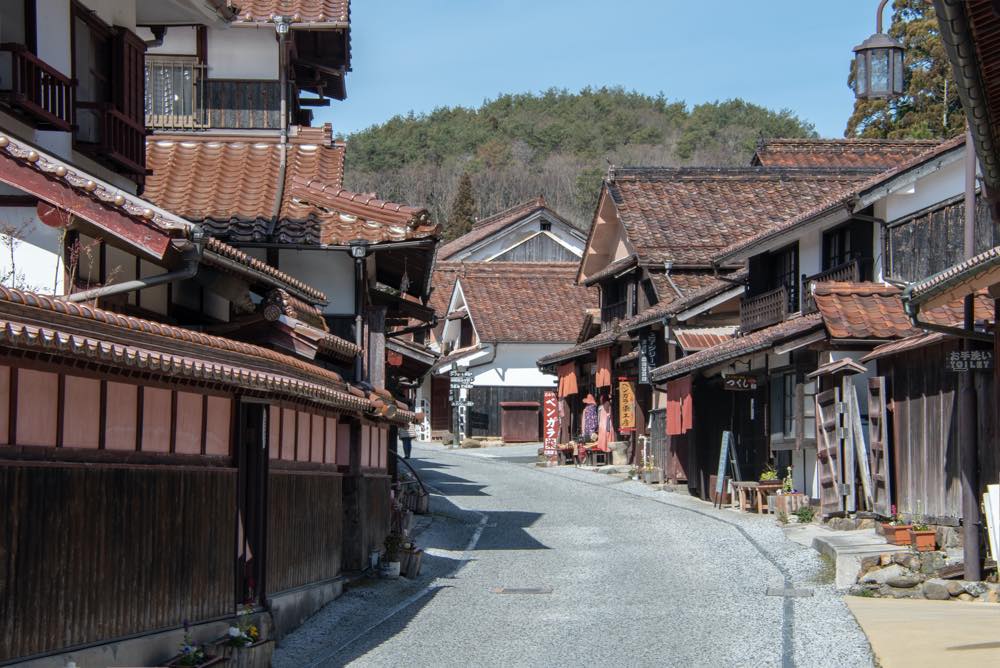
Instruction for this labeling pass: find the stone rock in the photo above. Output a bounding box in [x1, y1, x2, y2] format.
[860, 555, 879, 572]
[893, 553, 919, 570]
[923, 579, 952, 600]
[888, 585, 924, 599]
[982, 590, 1000, 604]
[880, 553, 893, 566]
[937, 526, 962, 550]
[886, 575, 923, 589]
[964, 581, 987, 597]
[958, 592, 975, 602]
[861, 564, 906, 585]
[920, 553, 947, 574]
[946, 581, 966, 596]
[857, 518, 876, 530]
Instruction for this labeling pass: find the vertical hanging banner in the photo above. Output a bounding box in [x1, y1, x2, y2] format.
[618, 379, 636, 433]
[543, 391, 559, 458]
[638, 330, 657, 384]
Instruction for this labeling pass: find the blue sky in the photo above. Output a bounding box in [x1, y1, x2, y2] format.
[315, 1, 878, 139]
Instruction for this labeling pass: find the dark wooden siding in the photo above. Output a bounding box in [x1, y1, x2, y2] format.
[883, 340, 997, 523]
[266, 471, 343, 593]
[0, 463, 235, 662]
[204, 80, 280, 129]
[468, 386, 550, 438]
[887, 195, 998, 283]
[493, 235, 579, 262]
[430, 375, 451, 431]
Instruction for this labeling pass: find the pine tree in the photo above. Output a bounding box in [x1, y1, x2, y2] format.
[447, 173, 476, 241]
[845, 0, 965, 139]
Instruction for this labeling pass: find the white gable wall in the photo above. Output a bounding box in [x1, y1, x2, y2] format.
[470, 343, 563, 388]
[448, 210, 584, 262]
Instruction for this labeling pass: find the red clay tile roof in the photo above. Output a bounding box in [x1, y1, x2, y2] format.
[437, 196, 578, 260]
[625, 271, 743, 332]
[861, 331, 950, 362]
[719, 136, 968, 262]
[674, 326, 738, 352]
[429, 262, 462, 318]
[606, 167, 874, 265]
[456, 262, 597, 343]
[581, 255, 637, 286]
[812, 281, 994, 339]
[651, 313, 825, 381]
[233, 0, 349, 24]
[751, 138, 940, 169]
[203, 237, 328, 303]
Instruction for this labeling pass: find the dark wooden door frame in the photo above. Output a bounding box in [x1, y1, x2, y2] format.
[235, 398, 269, 606]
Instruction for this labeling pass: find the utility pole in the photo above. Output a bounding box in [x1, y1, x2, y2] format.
[960, 129, 981, 581]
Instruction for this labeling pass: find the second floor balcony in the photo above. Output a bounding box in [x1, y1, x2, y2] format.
[740, 285, 788, 333]
[0, 44, 74, 131]
[801, 259, 862, 313]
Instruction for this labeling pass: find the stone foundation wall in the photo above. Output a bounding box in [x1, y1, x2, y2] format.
[851, 551, 999, 602]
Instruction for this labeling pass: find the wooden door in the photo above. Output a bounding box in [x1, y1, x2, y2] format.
[815, 388, 844, 517]
[867, 376, 892, 517]
[500, 402, 540, 442]
[430, 375, 452, 431]
[236, 401, 268, 605]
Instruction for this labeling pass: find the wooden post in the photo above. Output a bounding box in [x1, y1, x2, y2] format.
[367, 305, 387, 391]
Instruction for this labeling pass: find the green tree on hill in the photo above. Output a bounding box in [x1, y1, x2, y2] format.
[845, 0, 965, 139]
[447, 173, 477, 241]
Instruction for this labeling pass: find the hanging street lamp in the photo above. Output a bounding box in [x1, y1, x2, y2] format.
[852, 0, 905, 100]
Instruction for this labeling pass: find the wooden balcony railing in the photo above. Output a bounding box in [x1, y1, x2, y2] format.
[77, 102, 146, 177]
[801, 259, 862, 313]
[601, 301, 627, 331]
[740, 285, 788, 333]
[0, 43, 74, 131]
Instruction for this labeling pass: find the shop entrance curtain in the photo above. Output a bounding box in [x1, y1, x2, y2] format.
[666, 374, 693, 436]
[595, 347, 612, 388]
[557, 362, 578, 398]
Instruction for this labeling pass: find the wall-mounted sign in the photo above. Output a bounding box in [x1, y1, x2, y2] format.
[946, 349, 994, 372]
[543, 391, 559, 457]
[638, 330, 658, 384]
[387, 351, 403, 367]
[723, 374, 757, 391]
[618, 379, 636, 432]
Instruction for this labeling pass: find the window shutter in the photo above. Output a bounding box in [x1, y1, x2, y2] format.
[112, 26, 146, 125]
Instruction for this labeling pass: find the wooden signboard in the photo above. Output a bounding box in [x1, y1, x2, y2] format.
[945, 349, 994, 371]
[723, 374, 757, 391]
[714, 431, 739, 507]
[618, 379, 636, 432]
[543, 391, 559, 457]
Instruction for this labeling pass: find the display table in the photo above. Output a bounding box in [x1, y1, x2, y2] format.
[730, 481, 783, 514]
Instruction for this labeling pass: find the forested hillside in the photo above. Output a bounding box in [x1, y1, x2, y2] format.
[344, 88, 817, 236]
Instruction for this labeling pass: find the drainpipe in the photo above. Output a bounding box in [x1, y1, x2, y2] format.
[662, 260, 684, 299]
[269, 17, 292, 229]
[67, 251, 199, 302]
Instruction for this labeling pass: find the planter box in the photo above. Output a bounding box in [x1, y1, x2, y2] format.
[910, 529, 936, 552]
[769, 493, 808, 515]
[882, 524, 913, 545]
[212, 639, 273, 668]
[642, 469, 663, 485]
[166, 655, 227, 667]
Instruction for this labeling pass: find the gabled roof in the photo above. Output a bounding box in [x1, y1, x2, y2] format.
[455, 262, 596, 344]
[437, 196, 581, 261]
[604, 167, 875, 265]
[751, 138, 940, 169]
[903, 244, 1000, 310]
[145, 125, 437, 245]
[233, 1, 349, 25]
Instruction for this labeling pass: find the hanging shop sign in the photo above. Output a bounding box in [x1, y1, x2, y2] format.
[723, 374, 758, 391]
[543, 391, 559, 457]
[387, 351, 403, 367]
[945, 349, 994, 372]
[638, 330, 658, 384]
[618, 379, 636, 432]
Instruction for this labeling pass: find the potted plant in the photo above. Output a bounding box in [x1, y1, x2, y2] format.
[909, 523, 936, 552]
[881, 507, 913, 546]
[383, 532, 403, 579]
[210, 605, 272, 668]
[759, 465, 778, 483]
[167, 622, 224, 667]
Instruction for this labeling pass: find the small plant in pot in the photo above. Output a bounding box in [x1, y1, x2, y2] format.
[880, 505, 913, 545]
[383, 532, 403, 579]
[909, 523, 936, 552]
[759, 465, 778, 483]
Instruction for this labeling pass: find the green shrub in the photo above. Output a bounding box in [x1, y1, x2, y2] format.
[793, 505, 816, 524]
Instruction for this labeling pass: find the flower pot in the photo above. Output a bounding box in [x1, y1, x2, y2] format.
[910, 529, 936, 552]
[881, 524, 913, 545]
[382, 560, 401, 579]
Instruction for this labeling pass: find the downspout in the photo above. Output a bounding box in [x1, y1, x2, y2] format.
[662, 261, 684, 299]
[269, 17, 292, 231]
[67, 251, 199, 302]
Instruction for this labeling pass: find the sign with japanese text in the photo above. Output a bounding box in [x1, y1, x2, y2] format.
[543, 391, 559, 457]
[723, 374, 758, 391]
[638, 330, 657, 384]
[618, 379, 636, 432]
[945, 349, 994, 372]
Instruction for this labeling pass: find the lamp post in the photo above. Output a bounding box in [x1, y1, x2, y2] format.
[852, 0, 905, 100]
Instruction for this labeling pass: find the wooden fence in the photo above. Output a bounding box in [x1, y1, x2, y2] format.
[0, 463, 235, 662]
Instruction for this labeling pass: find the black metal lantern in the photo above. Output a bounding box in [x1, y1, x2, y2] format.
[852, 0, 905, 100]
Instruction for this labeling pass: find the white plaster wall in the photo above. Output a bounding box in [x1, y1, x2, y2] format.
[208, 27, 278, 79]
[797, 228, 823, 286]
[142, 25, 198, 56]
[0, 207, 64, 294]
[791, 448, 819, 500]
[79, 0, 137, 31]
[470, 343, 565, 387]
[883, 156, 964, 223]
[277, 248, 354, 314]
[36, 0, 73, 73]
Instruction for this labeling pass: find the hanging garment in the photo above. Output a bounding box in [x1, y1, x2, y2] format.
[557, 362, 578, 398]
[666, 375, 694, 436]
[596, 398, 614, 451]
[583, 403, 598, 439]
[595, 347, 612, 388]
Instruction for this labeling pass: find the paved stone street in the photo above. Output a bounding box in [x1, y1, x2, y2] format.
[275, 443, 873, 667]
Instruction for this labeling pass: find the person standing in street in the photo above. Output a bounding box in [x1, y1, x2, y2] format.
[399, 423, 414, 459]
